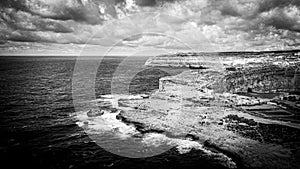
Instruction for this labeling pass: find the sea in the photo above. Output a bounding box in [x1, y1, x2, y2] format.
[0, 56, 232, 169]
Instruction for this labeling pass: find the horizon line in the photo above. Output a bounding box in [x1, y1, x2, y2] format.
[0, 49, 299, 57]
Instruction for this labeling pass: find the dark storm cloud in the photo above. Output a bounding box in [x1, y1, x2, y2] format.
[7, 31, 52, 43]
[261, 7, 300, 33]
[0, 9, 73, 33]
[0, 0, 28, 12]
[212, 0, 300, 19]
[219, 5, 240, 17]
[0, 0, 121, 44]
[0, 0, 124, 25]
[135, 0, 177, 6]
[206, 0, 300, 33]
[0, 0, 178, 25]
[258, 0, 300, 13]
[37, 7, 103, 25]
[135, 0, 157, 6]
[0, 0, 106, 25]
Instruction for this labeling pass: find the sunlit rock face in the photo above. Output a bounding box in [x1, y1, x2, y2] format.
[145, 53, 223, 69]
[222, 65, 300, 93]
[147, 51, 300, 93]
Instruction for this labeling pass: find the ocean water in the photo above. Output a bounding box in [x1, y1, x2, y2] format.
[0, 56, 231, 169]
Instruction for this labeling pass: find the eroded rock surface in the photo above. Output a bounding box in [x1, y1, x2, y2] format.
[115, 52, 300, 169]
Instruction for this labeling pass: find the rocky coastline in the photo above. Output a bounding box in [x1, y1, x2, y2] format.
[79, 51, 300, 169]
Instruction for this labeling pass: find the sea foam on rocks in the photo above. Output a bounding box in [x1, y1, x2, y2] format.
[75, 109, 139, 138]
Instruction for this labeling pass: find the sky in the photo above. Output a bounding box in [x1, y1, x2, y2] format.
[0, 0, 299, 55]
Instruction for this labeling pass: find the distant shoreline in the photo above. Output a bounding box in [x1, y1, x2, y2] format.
[0, 49, 299, 57]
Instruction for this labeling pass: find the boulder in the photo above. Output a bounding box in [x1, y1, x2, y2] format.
[87, 109, 104, 117]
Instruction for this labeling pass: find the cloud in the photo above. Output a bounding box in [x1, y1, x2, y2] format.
[1, 8, 74, 33]
[259, 5, 300, 32]
[0, 0, 300, 53]
[0, 0, 146, 24]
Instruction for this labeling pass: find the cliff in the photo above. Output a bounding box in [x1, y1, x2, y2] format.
[145, 51, 300, 69]
[150, 51, 300, 93]
[222, 65, 300, 93]
[145, 52, 223, 69]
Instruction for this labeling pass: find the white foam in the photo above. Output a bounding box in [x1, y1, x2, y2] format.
[100, 94, 144, 100]
[94, 94, 146, 108]
[74, 110, 139, 137]
[141, 133, 205, 154]
[172, 139, 204, 154]
[142, 133, 171, 147]
[100, 95, 115, 99]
